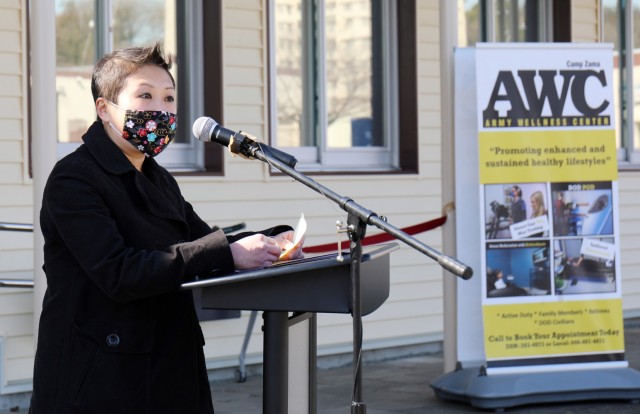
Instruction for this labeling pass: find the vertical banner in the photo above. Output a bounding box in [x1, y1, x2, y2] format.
[476, 44, 626, 374]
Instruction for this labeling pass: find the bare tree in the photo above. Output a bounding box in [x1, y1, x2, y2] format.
[56, 1, 95, 67]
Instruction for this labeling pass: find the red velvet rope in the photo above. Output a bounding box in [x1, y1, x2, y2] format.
[302, 215, 448, 253]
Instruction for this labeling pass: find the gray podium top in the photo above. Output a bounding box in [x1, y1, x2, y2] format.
[181, 242, 399, 315]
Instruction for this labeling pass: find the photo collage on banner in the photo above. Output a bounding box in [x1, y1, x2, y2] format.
[476, 44, 626, 373]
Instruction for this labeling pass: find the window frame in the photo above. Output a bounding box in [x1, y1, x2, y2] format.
[198, 0, 225, 175]
[54, 0, 214, 173]
[266, 0, 418, 174]
[480, 0, 556, 43]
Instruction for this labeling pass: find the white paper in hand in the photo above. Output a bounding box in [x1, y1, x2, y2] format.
[278, 213, 306, 261]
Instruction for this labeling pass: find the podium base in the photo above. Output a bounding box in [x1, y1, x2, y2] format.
[430, 365, 640, 410]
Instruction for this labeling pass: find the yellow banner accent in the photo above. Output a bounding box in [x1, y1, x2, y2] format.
[479, 129, 617, 184]
[483, 299, 624, 360]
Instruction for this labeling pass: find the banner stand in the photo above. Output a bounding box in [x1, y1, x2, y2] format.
[433, 44, 640, 410]
[431, 366, 640, 410]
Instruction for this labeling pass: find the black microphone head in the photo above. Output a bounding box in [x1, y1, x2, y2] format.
[192, 117, 218, 142]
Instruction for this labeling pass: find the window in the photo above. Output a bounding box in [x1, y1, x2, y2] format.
[54, 0, 206, 172]
[461, 0, 555, 46]
[268, 0, 417, 172]
[603, 0, 640, 165]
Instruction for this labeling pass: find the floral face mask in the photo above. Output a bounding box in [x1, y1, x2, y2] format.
[106, 100, 177, 158]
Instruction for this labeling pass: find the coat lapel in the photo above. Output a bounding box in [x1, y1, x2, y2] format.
[82, 121, 187, 224]
[135, 160, 187, 222]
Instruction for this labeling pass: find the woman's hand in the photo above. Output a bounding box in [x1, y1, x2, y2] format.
[272, 230, 305, 261]
[230, 234, 283, 270]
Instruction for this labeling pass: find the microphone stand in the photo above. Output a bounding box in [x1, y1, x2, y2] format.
[233, 134, 473, 413]
[347, 212, 367, 413]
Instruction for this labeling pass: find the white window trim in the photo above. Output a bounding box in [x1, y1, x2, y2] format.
[484, 0, 554, 43]
[268, 0, 399, 172]
[164, 0, 206, 172]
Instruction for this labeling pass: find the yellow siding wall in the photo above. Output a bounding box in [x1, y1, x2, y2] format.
[0, 0, 35, 390]
[619, 174, 640, 313]
[572, 0, 599, 43]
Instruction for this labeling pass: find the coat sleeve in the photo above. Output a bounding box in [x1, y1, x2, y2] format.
[41, 163, 235, 303]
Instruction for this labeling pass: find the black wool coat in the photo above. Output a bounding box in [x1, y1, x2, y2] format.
[30, 122, 288, 414]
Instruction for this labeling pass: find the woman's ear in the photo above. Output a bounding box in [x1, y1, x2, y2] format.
[95, 98, 110, 123]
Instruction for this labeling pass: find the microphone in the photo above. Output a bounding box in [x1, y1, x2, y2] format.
[192, 117, 297, 168]
[192, 117, 235, 146]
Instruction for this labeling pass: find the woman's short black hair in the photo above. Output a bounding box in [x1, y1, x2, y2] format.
[91, 42, 175, 106]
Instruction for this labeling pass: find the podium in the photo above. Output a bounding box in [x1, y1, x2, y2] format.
[181, 242, 399, 413]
